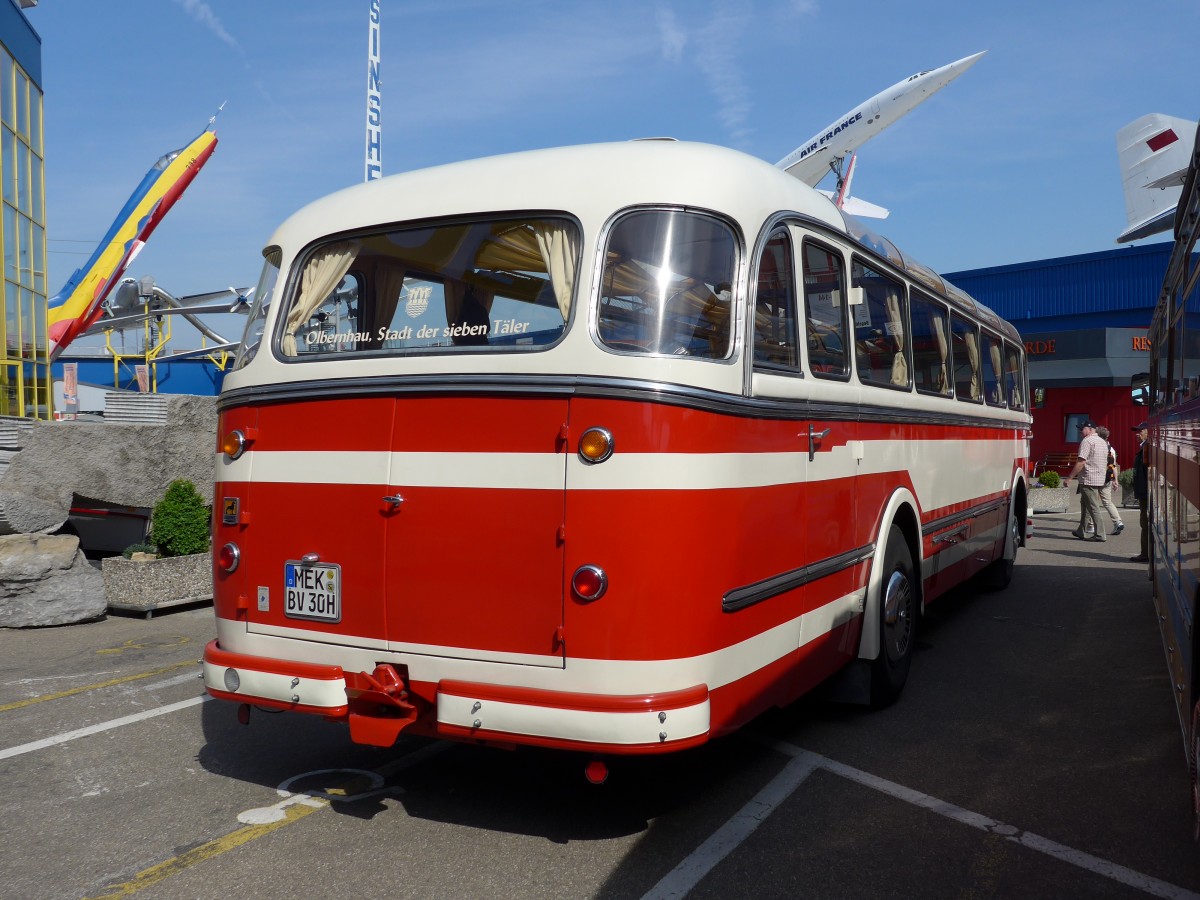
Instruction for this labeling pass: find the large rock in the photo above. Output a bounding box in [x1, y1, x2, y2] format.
[0, 394, 217, 535]
[0, 534, 106, 627]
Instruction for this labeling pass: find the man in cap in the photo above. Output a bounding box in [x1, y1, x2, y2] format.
[1064, 421, 1109, 542]
[1130, 422, 1149, 562]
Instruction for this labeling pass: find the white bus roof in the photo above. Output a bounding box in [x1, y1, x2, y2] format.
[266, 140, 1018, 343]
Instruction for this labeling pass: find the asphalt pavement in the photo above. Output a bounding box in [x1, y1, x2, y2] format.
[1, 492, 1197, 900]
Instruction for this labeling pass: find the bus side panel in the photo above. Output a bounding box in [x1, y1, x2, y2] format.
[562, 398, 862, 707]
[565, 399, 797, 657]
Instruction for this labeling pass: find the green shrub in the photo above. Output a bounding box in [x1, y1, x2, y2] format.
[149, 479, 211, 557]
[122, 542, 159, 559]
[1118, 468, 1135, 488]
[1037, 471, 1061, 489]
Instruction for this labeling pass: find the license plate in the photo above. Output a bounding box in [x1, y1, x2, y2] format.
[284, 561, 341, 622]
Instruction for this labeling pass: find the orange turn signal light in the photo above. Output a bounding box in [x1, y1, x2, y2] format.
[221, 430, 248, 460]
[578, 427, 614, 464]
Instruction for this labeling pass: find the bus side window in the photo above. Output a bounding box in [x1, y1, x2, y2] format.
[911, 290, 951, 397]
[950, 313, 981, 402]
[802, 240, 848, 379]
[982, 331, 1005, 406]
[753, 228, 798, 370]
[1004, 342, 1025, 411]
[851, 257, 910, 390]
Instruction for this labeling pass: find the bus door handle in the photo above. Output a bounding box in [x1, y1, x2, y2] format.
[933, 525, 968, 545]
[806, 425, 831, 462]
[383, 494, 405, 510]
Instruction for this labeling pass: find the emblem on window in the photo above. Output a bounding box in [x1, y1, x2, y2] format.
[405, 285, 432, 318]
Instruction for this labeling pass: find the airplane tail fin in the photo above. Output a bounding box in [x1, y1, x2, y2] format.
[1116, 113, 1195, 243]
[817, 153, 890, 219]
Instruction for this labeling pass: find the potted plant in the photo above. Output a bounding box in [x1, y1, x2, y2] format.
[102, 479, 213, 617]
[1117, 467, 1136, 508]
[1029, 469, 1071, 513]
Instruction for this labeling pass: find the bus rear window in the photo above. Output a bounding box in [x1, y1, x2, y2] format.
[597, 209, 736, 359]
[278, 217, 578, 358]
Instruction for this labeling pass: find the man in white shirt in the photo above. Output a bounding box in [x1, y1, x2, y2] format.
[1064, 421, 1109, 543]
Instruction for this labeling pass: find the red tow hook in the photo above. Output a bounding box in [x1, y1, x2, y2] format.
[344, 664, 419, 747]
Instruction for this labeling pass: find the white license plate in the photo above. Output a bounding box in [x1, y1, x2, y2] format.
[284, 561, 341, 622]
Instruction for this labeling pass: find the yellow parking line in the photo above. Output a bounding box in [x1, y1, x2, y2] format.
[83, 802, 324, 900]
[81, 741, 449, 899]
[0, 660, 197, 713]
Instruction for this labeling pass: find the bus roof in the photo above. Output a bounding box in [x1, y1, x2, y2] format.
[267, 140, 1019, 343]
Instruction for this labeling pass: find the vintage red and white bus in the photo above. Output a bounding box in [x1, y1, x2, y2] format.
[202, 140, 1031, 770]
[1142, 120, 1200, 833]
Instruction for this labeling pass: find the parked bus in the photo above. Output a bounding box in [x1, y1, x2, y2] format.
[1142, 119, 1200, 833]
[202, 141, 1031, 774]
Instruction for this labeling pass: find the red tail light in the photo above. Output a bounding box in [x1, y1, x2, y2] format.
[218, 542, 241, 573]
[571, 565, 608, 601]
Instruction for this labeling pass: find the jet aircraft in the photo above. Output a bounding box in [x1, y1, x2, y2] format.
[776, 52, 986, 218]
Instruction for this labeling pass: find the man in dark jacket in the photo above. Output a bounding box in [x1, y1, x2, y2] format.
[1131, 422, 1149, 562]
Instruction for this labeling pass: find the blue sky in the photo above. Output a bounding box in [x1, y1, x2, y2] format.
[26, 0, 1200, 347]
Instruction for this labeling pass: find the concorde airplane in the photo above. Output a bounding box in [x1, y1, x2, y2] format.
[775, 51, 986, 218]
[1115, 113, 1198, 244]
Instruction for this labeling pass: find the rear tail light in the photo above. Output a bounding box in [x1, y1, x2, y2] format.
[218, 542, 241, 573]
[571, 565, 608, 601]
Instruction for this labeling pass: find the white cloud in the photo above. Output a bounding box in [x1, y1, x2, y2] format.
[655, 5, 688, 63]
[693, 1, 754, 145]
[173, 0, 243, 54]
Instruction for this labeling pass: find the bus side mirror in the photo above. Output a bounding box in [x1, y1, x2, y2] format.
[1131, 372, 1149, 406]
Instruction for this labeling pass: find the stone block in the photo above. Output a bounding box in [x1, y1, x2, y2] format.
[0, 533, 106, 627]
[102, 551, 212, 614]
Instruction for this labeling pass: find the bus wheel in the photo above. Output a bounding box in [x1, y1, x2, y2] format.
[980, 506, 1020, 591]
[1191, 701, 1200, 842]
[870, 525, 916, 708]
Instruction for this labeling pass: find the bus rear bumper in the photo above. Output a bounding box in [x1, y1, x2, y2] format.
[436, 679, 711, 754]
[202, 640, 712, 753]
[202, 639, 351, 716]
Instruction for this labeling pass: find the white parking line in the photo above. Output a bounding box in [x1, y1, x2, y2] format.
[0, 695, 209, 761]
[641, 750, 821, 900]
[642, 740, 1200, 900]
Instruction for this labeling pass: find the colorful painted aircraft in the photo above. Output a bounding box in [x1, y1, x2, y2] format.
[47, 118, 219, 359]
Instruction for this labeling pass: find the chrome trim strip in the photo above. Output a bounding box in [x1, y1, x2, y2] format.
[723, 543, 875, 612]
[218, 374, 1030, 431]
[922, 497, 1009, 536]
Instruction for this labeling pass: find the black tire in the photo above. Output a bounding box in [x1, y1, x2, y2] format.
[869, 525, 917, 708]
[980, 504, 1020, 591]
[1191, 700, 1200, 842]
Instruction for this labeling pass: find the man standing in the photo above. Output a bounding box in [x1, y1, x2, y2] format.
[1065, 421, 1109, 542]
[1130, 422, 1149, 562]
[1095, 425, 1125, 534]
